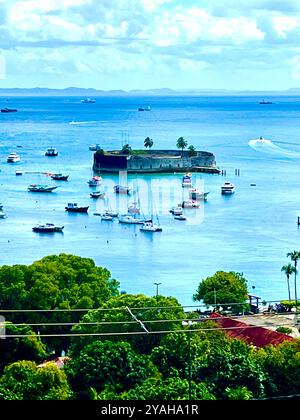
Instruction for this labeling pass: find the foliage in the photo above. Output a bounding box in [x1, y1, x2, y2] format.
[95, 148, 105, 155]
[144, 137, 154, 151]
[188, 145, 197, 157]
[0, 360, 72, 400]
[176, 137, 188, 153]
[193, 271, 248, 312]
[0, 323, 47, 374]
[65, 340, 158, 399]
[225, 386, 253, 400]
[0, 254, 119, 354]
[121, 144, 132, 154]
[69, 294, 186, 355]
[275, 327, 292, 334]
[120, 377, 216, 400]
[280, 300, 296, 311]
[256, 340, 300, 397]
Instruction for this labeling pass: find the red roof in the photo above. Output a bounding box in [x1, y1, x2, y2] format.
[209, 312, 295, 347]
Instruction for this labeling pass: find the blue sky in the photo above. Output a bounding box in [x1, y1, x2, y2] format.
[1, 0, 300, 90]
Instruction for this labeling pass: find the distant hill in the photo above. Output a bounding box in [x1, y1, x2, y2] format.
[0, 87, 299, 96]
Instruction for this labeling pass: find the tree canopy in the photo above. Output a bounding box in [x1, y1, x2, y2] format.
[193, 271, 248, 311]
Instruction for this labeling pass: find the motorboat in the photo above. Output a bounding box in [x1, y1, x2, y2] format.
[101, 215, 113, 221]
[221, 181, 235, 194]
[138, 105, 151, 111]
[259, 100, 273, 104]
[0, 204, 3, 210]
[32, 223, 64, 233]
[45, 148, 58, 156]
[88, 176, 102, 186]
[118, 215, 144, 224]
[140, 219, 162, 232]
[182, 173, 192, 187]
[1, 108, 17, 112]
[89, 144, 102, 151]
[0, 209, 6, 218]
[102, 210, 118, 217]
[174, 215, 186, 221]
[28, 184, 57, 192]
[51, 173, 69, 181]
[15, 170, 23, 175]
[114, 185, 130, 194]
[65, 203, 89, 213]
[81, 98, 95, 103]
[169, 206, 183, 216]
[7, 152, 20, 163]
[189, 188, 210, 201]
[181, 200, 200, 208]
[128, 202, 140, 214]
[90, 191, 105, 198]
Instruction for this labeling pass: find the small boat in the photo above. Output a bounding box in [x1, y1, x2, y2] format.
[90, 191, 105, 198]
[114, 185, 130, 194]
[1, 108, 17, 113]
[45, 148, 58, 156]
[103, 210, 118, 217]
[118, 215, 144, 224]
[182, 173, 192, 187]
[88, 176, 102, 186]
[32, 223, 64, 233]
[101, 215, 113, 221]
[81, 98, 95, 103]
[0, 204, 3, 210]
[15, 170, 23, 175]
[169, 206, 183, 216]
[140, 219, 162, 232]
[89, 144, 102, 151]
[138, 105, 151, 111]
[256, 136, 271, 144]
[259, 100, 273, 105]
[128, 202, 140, 214]
[221, 181, 235, 194]
[0, 211, 6, 219]
[174, 215, 186, 221]
[189, 188, 210, 201]
[181, 200, 200, 208]
[51, 173, 69, 181]
[28, 184, 58, 192]
[65, 203, 89, 213]
[7, 152, 20, 163]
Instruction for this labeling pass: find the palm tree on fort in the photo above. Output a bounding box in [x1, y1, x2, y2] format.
[286, 250, 300, 308]
[281, 263, 295, 301]
[144, 137, 154, 154]
[176, 137, 188, 156]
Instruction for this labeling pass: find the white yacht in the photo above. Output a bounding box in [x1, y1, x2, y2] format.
[7, 152, 20, 163]
[221, 181, 235, 194]
[140, 219, 162, 232]
[189, 188, 209, 201]
[182, 173, 192, 187]
[169, 206, 183, 216]
[118, 215, 144, 224]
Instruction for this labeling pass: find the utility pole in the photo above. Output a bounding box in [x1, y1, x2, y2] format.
[154, 282, 161, 297]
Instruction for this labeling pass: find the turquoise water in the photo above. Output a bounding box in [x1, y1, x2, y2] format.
[1, 95, 300, 306]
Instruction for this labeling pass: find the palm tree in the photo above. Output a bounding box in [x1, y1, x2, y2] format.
[144, 137, 154, 154]
[281, 263, 295, 301]
[287, 250, 300, 309]
[176, 137, 188, 156]
[188, 145, 197, 157]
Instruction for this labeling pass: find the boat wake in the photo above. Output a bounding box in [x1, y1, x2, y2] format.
[69, 121, 98, 125]
[248, 138, 300, 158]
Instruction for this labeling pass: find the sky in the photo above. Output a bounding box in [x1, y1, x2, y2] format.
[1, 0, 300, 90]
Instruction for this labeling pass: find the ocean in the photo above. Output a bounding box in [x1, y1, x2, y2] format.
[1, 95, 300, 307]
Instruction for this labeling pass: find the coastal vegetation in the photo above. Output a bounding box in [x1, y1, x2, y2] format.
[0, 254, 299, 400]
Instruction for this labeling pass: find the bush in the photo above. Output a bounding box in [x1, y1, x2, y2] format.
[280, 301, 295, 311]
[276, 327, 292, 335]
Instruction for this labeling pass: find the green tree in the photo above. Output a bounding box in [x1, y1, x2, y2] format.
[188, 145, 197, 157]
[0, 360, 72, 400]
[256, 340, 300, 398]
[281, 263, 296, 301]
[176, 137, 188, 155]
[121, 144, 132, 154]
[286, 251, 300, 307]
[70, 294, 186, 355]
[144, 137, 154, 153]
[225, 386, 253, 400]
[0, 323, 47, 374]
[65, 340, 158, 399]
[193, 271, 248, 312]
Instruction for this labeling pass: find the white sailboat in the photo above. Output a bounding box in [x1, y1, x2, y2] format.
[140, 189, 162, 232]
